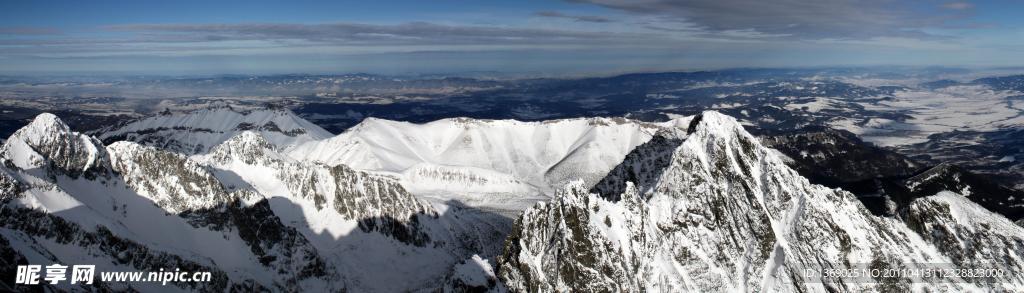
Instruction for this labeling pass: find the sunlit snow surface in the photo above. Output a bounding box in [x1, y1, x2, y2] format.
[289, 116, 692, 213]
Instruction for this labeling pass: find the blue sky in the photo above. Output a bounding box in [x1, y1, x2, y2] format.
[1, 0, 1022, 75]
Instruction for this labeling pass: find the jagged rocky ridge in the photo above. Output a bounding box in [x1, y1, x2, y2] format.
[0, 113, 493, 292]
[202, 131, 438, 246]
[0, 114, 341, 291]
[499, 111, 1024, 292]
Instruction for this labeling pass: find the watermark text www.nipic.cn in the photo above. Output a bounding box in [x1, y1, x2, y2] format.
[15, 264, 213, 286]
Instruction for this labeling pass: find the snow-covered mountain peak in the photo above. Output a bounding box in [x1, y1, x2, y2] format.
[225, 130, 274, 148]
[683, 110, 770, 163]
[588, 112, 751, 201]
[685, 110, 750, 140]
[207, 130, 290, 166]
[23, 112, 70, 133]
[1, 113, 110, 178]
[97, 107, 332, 155]
[500, 111, 1024, 292]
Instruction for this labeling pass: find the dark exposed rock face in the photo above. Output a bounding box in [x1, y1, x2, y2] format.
[759, 126, 924, 216]
[591, 134, 683, 202]
[760, 126, 1024, 221]
[0, 166, 20, 200]
[108, 141, 234, 214]
[187, 198, 335, 285]
[760, 126, 921, 184]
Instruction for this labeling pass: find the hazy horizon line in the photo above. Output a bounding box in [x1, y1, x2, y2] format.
[4, 64, 1024, 81]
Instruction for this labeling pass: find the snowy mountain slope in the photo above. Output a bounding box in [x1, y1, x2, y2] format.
[498, 111, 1024, 292]
[96, 106, 332, 155]
[0, 114, 345, 291]
[288, 116, 690, 211]
[203, 131, 438, 245]
[201, 131, 518, 291]
[2, 113, 503, 292]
